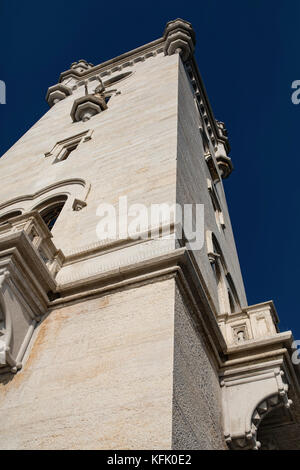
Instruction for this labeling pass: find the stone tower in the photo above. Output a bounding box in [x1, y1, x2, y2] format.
[0, 19, 299, 450]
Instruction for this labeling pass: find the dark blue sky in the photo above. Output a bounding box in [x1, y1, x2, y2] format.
[0, 1, 299, 337]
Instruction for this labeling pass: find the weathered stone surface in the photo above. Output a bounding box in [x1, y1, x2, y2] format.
[0, 19, 299, 451]
[0, 281, 175, 449]
[172, 285, 227, 450]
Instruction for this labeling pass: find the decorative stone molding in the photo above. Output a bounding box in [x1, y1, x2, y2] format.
[205, 152, 220, 182]
[47, 18, 228, 174]
[186, 64, 219, 151]
[71, 71, 132, 92]
[207, 250, 220, 265]
[70, 94, 107, 122]
[72, 198, 87, 211]
[0, 212, 61, 373]
[163, 18, 196, 62]
[44, 130, 93, 163]
[62, 221, 176, 262]
[70, 59, 94, 72]
[0, 269, 17, 371]
[207, 178, 225, 230]
[215, 142, 233, 179]
[216, 120, 228, 139]
[218, 301, 279, 346]
[0, 211, 64, 277]
[0, 179, 91, 218]
[221, 365, 293, 450]
[58, 46, 164, 86]
[45, 84, 72, 107]
[219, 297, 300, 450]
[185, 63, 232, 176]
[213, 121, 233, 178]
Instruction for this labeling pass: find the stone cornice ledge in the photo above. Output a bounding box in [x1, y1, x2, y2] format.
[63, 223, 176, 265]
[53, 247, 185, 299]
[225, 331, 293, 355]
[59, 38, 165, 84]
[50, 245, 228, 369]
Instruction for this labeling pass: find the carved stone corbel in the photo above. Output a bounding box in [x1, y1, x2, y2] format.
[163, 19, 196, 62]
[72, 198, 87, 211]
[70, 94, 107, 122]
[221, 366, 293, 450]
[46, 84, 72, 107]
[70, 59, 94, 72]
[213, 121, 233, 178]
[214, 141, 233, 179]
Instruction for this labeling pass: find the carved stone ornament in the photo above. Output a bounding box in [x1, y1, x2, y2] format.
[222, 366, 293, 450]
[46, 84, 72, 107]
[70, 94, 108, 122]
[72, 198, 87, 211]
[163, 18, 196, 62]
[0, 211, 63, 373]
[70, 59, 94, 72]
[214, 142, 233, 179]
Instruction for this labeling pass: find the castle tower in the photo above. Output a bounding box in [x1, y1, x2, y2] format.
[0, 19, 299, 450]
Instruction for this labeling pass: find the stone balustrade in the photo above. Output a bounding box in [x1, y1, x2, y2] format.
[0, 211, 64, 277]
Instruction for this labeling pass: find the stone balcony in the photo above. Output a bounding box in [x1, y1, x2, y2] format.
[0, 211, 63, 373]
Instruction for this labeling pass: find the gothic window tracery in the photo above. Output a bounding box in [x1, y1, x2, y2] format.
[40, 204, 65, 230]
[33, 196, 67, 231]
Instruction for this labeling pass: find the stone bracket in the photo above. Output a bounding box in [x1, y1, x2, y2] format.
[163, 18, 196, 62]
[221, 365, 293, 450]
[46, 84, 72, 107]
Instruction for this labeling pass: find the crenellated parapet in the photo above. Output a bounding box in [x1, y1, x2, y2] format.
[70, 59, 94, 72]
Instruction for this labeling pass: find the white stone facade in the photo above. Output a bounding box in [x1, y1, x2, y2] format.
[0, 19, 299, 449]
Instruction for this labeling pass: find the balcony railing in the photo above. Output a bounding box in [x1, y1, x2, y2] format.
[0, 210, 64, 277]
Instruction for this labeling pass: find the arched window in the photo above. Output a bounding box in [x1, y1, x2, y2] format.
[33, 196, 67, 231]
[40, 204, 65, 230]
[0, 210, 22, 226]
